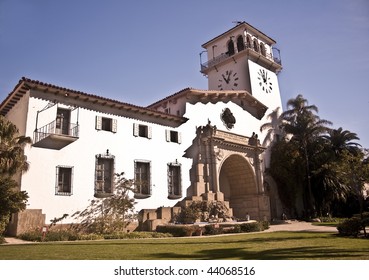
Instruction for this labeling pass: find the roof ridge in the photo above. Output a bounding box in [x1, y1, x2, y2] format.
[1, 77, 187, 124]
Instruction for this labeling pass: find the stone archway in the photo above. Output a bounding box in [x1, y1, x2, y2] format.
[182, 122, 271, 221]
[219, 154, 257, 219]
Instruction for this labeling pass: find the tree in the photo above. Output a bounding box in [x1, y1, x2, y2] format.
[329, 150, 369, 216]
[0, 177, 29, 235]
[266, 95, 368, 220]
[73, 172, 136, 234]
[280, 94, 332, 217]
[0, 116, 32, 176]
[312, 127, 362, 215]
[269, 139, 304, 217]
[323, 127, 361, 157]
[0, 116, 31, 237]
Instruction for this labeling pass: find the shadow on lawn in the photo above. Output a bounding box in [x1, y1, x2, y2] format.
[150, 246, 367, 260]
[145, 233, 367, 260]
[37, 231, 337, 248]
[112, 231, 336, 246]
[2, 232, 368, 260]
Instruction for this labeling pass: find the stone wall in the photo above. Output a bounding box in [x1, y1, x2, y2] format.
[138, 206, 181, 231]
[6, 209, 45, 236]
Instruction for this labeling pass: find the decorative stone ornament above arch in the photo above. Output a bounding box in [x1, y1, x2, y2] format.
[220, 107, 236, 129]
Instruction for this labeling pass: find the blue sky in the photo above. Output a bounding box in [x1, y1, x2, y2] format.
[1, 0, 369, 148]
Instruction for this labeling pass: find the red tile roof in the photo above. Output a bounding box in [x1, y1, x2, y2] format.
[0, 77, 188, 126]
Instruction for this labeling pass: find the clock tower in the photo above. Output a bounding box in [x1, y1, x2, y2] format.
[200, 21, 283, 114]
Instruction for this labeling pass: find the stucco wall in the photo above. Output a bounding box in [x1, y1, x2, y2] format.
[4, 90, 30, 136]
[16, 84, 280, 225]
[21, 94, 190, 224]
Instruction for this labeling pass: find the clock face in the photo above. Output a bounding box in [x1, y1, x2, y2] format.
[218, 70, 239, 90]
[257, 68, 273, 93]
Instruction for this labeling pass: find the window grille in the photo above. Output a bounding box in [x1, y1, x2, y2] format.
[134, 160, 151, 198]
[55, 166, 73, 196]
[94, 154, 115, 197]
[167, 162, 182, 199]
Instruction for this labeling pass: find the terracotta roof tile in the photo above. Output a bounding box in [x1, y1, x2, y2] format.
[0, 77, 188, 126]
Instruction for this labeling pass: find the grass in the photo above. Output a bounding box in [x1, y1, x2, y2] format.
[1, 231, 368, 260]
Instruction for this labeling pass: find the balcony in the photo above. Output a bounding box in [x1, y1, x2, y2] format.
[33, 120, 79, 150]
[200, 43, 282, 74]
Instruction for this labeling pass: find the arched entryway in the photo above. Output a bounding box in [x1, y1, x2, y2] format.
[219, 154, 257, 219]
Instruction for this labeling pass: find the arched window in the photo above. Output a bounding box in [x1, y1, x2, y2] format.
[260, 43, 266, 56]
[237, 35, 244, 52]
[227, 40, 235, 56]
[246, 35, 252, 48]
[253, 39, 259, 52]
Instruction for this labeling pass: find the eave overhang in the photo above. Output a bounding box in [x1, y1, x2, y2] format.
[0, 77, 188, 128]
[148, 88, 268, 120]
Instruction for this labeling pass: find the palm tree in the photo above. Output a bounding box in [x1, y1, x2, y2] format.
[0, 116, 32, 176]
[323, 127, 361, 157]
[281, 94, 332, 217]
[315, 128, 361, 214]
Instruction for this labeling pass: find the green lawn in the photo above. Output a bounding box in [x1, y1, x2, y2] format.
[1, 231, 368, 260]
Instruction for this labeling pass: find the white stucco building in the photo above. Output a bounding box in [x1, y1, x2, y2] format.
[1, 22, 284, 235]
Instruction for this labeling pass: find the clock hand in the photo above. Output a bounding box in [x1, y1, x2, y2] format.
[227, 70, 232, 83]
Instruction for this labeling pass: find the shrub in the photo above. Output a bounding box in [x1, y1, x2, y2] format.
[44, 230, 79, 241]
[156, 225, 198, 237]
[259, 220, 270, 231]
[103, 231, 172, 239]
[78, 233, 104, 240]
[240, 222, 261, 232]
[318, 216, 338, 223]
[226, 224, 242, 233]
[72, 172, 136, 234]
[18, 229, 42, 242]
[175, 201, 232, 224]
[337, 218, 362, 237]
[203, 221, 268, 235]
[204, 224, 223, 235]
[19, 228, 79, 242]
[19, 228, 173, 242]
[151, 232, 173, 238]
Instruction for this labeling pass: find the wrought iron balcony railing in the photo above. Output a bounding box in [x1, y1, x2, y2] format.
[201, 43, 281, 72]
[33, 119, 79, 149]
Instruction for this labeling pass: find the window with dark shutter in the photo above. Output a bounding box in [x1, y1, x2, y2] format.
[96, 116, 117, 133]
[133, 123, 152, 139]
[166, 129, 181, 144]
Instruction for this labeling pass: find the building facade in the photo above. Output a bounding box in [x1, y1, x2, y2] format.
[1, 22, 284, 235]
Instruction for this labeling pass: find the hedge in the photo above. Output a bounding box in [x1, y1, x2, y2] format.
[156, 225, 201, 237]
[158, 221, 270, 236]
